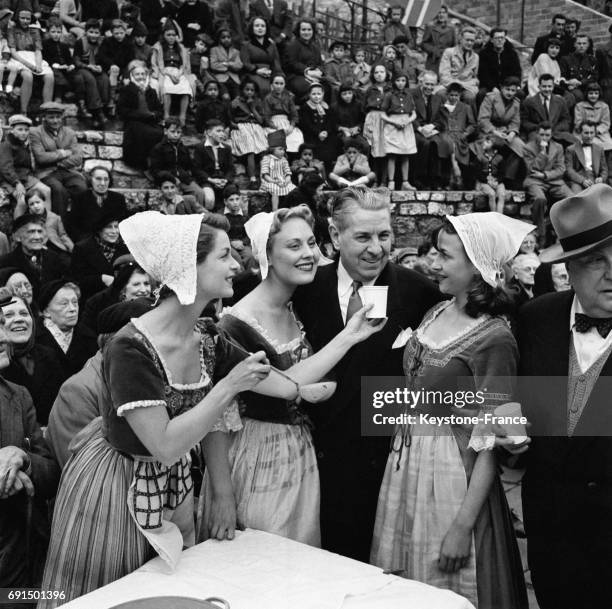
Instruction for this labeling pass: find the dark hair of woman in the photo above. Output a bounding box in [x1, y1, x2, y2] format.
[247, 16, 269, 41]
[431, 220, 516, 319]
[293, 18, 315, 39]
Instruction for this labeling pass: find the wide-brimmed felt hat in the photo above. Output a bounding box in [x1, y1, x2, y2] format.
[540, 183, 612, 263]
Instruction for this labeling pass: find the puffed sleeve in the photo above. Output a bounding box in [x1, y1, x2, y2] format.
[467, 321, 517, 451]
[104, 333, 167, 417]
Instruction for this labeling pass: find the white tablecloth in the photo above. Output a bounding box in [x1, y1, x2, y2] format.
[62, 529, 475, 609]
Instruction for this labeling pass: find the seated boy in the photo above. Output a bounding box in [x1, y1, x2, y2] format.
[290, 143, 326, 184]
[43, 17, 77, 107]
[150, 117, 206, 210]
[73, 18, 109, 127]
[193, 119, 234, 210]
[329, 138, 376, 188]
[223, 182, 251, 263]
[155, 170, 200, 215]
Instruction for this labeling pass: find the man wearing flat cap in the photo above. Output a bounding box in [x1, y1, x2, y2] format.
[506, 183, 612, 608]
[30, 102, 87, 217]
[0, 114, 52, 213]
[0, 214, 67, 296]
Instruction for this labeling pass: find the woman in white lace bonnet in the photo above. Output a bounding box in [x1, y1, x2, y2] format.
[198, 204, 387, 546]
[39, 211, 317, 605]
[371, 212, 533, 609]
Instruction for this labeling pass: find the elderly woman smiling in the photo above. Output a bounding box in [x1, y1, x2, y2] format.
[1, 294, 65, 425]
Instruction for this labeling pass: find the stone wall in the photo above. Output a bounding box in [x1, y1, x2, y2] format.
[70, 130, 531, 249]
[450, 0, 612, 47]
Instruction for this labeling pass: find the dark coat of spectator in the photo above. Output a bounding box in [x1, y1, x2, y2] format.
[0, 247, 67, 297]
[176, 0, 214, 48]
[193, 142, 234, 186]
[0, 376, 59, 589]
[0, 132, 36, 186]
[249, 0, 293, 45]
[117, 82, 164, 170]
[67, 190, 128, 243]
[149, 136, 196, 185]
[282, 36, 323, 99]
[560, 51, 599, 91]
[80, 0, 119, 34]
[596, 39, 612, 108]
[139, 0, 178, 45]
[520, 93, 575, 145]
[420, 20, 456, 71]
[215, 0, 248, 43]
[532, 32, 570, 64]
[478, 40, 522, 92]
[240, 37, 282, 95]
[564, 141, 608, 191]
[96, 36, 135, 75]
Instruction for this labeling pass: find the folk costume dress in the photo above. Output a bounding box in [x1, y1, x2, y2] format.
[230, 96, 269, 156]
[259, 154, 296, 196]
[38, 318, 242, 607]
[370, 300, 528, 609]
[363, 84, 391, 158]
[198, 306, 320, 547]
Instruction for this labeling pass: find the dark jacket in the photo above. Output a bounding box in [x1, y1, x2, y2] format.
[564, 142, 608, 185]
[292, 261, 441, 561]
[36, 321, 97, 379]
[0, 247, 68, 297]
[42, 39, 73, 68]
[0, 132, 35, 186]
[249, 0, 293, 43]
[81, 0, 119, 33]
[140, 0, 178, 44]
[193, 142, 234, 185]
[195, 96, 233, 132]
[559, 51, 599, 90]
[96, 37, 135, 74]
[410, 86, 445, 129]
[176, 1, 214, 48]
[0, 377, 59, 588]
[517, 290, 612, 608]
[240, 37, 282, 75]
[531, 31, 571, 64]
[2, 343, 67, 425]
[69, 236, 129, 303]
[520, 93, 572, 140]
[117, 82, 163, 124]
[478, 40, 522, 92]
[149, 137, 195, 184]
[67, 190, 128, 243]
[282, 36, 322, 79]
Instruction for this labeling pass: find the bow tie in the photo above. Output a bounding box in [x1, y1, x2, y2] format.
[575, 313, 612, 338]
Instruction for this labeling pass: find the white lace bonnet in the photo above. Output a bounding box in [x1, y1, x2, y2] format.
[446, 213, 536, 287]
[245, 211, 275, 280]
[119, 211, 205, 305]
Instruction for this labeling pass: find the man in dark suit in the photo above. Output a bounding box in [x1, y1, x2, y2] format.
[0, 215, 68, 297]
[531, 13, 569, 64]
[293, 187, 441, 562]
[565, 121, 608, 192]
[410, 71, 446, 188]
[508, 183, 612, 608]
[521, 73, 577, 146]
[523, 122, 572, 248]
[250, 0, 293, 46]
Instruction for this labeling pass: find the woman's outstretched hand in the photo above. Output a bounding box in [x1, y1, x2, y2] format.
[343, 304, 387, 344]
[224, 351, 271, 394]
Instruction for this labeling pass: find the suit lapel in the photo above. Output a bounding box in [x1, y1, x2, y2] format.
[576, 144, 586, 169]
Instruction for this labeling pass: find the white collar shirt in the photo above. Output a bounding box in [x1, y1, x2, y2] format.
[570, 295, 612, 373]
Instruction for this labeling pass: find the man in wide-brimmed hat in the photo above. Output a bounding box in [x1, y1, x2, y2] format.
[506, 183, 612, 608]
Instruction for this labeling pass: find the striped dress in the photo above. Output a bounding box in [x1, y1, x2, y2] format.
[197, 308, 320, 547]
[38, 319, 242, 607]
[259, 154, 296, 196]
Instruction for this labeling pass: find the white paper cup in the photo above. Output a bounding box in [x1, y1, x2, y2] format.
[360, 286, 388, 318]
[494, 402, 528, 444]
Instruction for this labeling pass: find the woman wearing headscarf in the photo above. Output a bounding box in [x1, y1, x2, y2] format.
[0, 294, 65, 426]
[371, 212, 532, 609]
[69, 212, 129, 303]
[0, 287, 59, 600]
[78, 254, 152, 337]
[38, 211, 377, 605]
[117, 60, 164, 170]
[198, 206, 386, 545]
